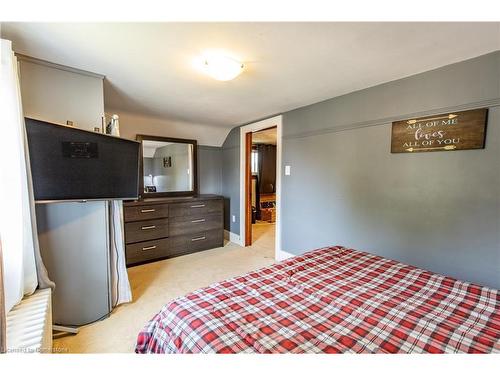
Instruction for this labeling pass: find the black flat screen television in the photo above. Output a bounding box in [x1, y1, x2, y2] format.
[25, 118, 140, 201]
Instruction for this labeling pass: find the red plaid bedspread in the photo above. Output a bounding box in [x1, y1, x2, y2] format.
[135, 246, 500, 353]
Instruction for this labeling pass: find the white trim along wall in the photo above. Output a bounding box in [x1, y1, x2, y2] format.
[239, 115, 291, 261]
[224, 230, 242, 245]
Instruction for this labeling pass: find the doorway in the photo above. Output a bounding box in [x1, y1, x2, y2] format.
[239, 115, 285, 261]
[250, 127, 277, 250]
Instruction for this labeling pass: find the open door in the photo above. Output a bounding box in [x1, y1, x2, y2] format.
[244, 132, 252, 246]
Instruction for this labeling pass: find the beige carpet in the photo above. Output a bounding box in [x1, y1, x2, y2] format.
[53, 222, 276, 353]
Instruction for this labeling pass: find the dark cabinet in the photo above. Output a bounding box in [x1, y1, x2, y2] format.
[124, 195, 224, 266]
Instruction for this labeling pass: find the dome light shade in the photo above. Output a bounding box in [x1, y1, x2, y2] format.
[199, 53, 244, 81]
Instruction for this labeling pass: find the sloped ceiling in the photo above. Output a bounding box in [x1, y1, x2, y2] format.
[2, 22, 499, 130]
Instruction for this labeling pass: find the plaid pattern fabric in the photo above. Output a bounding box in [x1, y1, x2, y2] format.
[135, 246, 500, 353]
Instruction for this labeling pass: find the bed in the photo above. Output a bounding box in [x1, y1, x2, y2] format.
[135, 246, 500, 353]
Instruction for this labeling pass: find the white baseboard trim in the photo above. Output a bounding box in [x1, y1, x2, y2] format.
[275, 249, 294, 261]
[224, 230, 242, 246]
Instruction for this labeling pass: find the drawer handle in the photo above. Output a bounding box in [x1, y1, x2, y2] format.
[191, 236, 206, 242]
[190, 204, 205, 208]
[141, 225, 156, 230]
[142, 245, 157, 251]
[191, 219, 205, 223]
[140, 208, 156, 213]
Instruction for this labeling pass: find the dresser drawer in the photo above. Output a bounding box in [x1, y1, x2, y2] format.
[125, 218, 169, 244]
[169, 229, 223, 257]
[169, 213, 222, 237]
[124, 203, 169, 222]
[169, 199, 222, 218]
[126, 238, 170, 265]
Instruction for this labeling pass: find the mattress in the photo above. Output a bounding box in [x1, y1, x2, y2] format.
[135, 246, 500, 353]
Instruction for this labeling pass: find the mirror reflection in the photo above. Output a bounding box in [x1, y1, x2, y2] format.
[142, 140, 194, 193]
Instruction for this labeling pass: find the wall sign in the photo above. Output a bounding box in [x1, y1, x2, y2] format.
[391, 108, 488, 153]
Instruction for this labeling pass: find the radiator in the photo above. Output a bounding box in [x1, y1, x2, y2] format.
[6, 288, 52, 353]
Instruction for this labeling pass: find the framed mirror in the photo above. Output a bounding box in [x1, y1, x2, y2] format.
[137, 134, 198, 198]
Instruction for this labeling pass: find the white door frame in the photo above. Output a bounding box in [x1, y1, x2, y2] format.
[239, 115, 289, 261]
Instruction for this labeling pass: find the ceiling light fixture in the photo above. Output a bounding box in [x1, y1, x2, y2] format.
[195, 52, 244, 81]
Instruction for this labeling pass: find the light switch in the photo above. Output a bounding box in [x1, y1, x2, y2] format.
[232, 215, 236, 223]
[285, 165, 291, 176]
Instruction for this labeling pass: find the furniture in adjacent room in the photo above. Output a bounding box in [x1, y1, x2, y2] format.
[259, 193, 276, 223]
[124, 196, 224, 266]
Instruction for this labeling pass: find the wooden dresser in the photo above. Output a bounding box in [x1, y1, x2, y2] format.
[123, 195, 224, 266]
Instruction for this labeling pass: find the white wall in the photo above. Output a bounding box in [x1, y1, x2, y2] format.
[112, 109, 231, 147]
[19, 60, 104, 131]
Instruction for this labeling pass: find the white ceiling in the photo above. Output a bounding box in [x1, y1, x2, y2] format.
[142, 140, 172, 157]
[143, 140, 173, 149]
[2, 22, 499, 129]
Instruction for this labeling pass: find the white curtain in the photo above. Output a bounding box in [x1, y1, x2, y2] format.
[109, 200, 132, 306]
[107, 116, 132, 306]
[0, 39, 39, 313]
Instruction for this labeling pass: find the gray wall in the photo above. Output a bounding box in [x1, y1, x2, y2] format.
[221, 51, 500, 289]
[221, 128, 241, 233]
[198, 146, 223, 195]
[281, 51, 500, 289]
